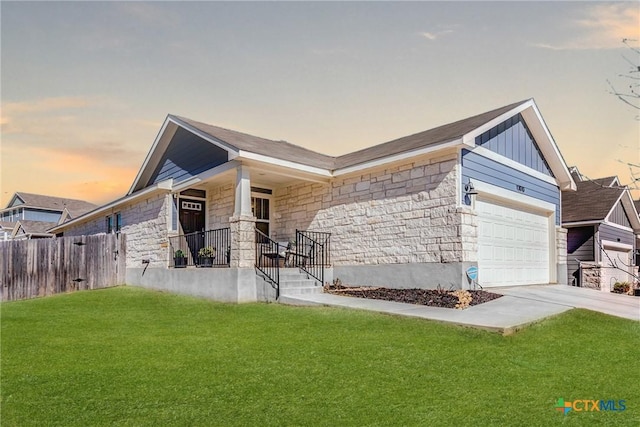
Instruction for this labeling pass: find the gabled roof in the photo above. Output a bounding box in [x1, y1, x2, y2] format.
[11, 220, 54, 239]
[131, 98, 574, 193]
[562, 177, 640, 232]
[334, 100, 528, 169]
[0, 221, 15, 231]
[173, 116, 336, 170]
[590, 176, 619, 187]
[562, 180, 625, 222]
[178, 100, 528, 171]
[2, 192, 97, 218]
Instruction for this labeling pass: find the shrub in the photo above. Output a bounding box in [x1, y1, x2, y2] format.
[612, 282, 630, 294]
[451, 290, 472, 310]
[198, 246, 216, 258]
[174, 249, 185, 258]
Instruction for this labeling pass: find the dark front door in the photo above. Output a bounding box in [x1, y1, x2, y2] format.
[179, 198, 205, 262]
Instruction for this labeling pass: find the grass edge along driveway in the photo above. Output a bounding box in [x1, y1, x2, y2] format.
[2, 286, 638, 426]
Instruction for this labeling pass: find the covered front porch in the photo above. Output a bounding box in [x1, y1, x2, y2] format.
[164, 160, 332, 300]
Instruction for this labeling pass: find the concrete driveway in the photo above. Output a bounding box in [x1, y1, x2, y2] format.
[495, 284, 640, 321]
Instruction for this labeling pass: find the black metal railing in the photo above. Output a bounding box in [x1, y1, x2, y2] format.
[255, 229, 281, 299]
[294, 229, 331, 285]
[169, 228, 231, 268]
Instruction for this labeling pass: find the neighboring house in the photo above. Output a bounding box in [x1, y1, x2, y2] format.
[0, 221, 13, 241]
[633, 200, 640, 267]
[50, 98, 576, 302]
[562, 168, 640, 291]
[0, 192, 97, 240]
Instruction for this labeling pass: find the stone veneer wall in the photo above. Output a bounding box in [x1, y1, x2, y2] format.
[556, 227, 568, 285]
[207, 183, 234, 229]
[63, 193, 170, 269]
[272, 150, 468, 266]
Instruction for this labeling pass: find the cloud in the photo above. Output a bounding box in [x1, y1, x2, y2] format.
[1, 96, 148, 174]
[2, 97, 89, 116]
[420, 30, 453, 41]
[532, 3, 640, 50]
[117, 2, 176, 27]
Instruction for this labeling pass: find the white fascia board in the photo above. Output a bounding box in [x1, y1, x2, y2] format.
[471, 179, 556, 213]
[603, 192, 625, 226]
[169, 116, 240, 157]
[600, 239, 633, 251]
[49, 180, 173, 233]
[128, 115, 241, 195]
[601, 220, 634, 233]
[618, 191, 640, 231]
[333, 139, 465, 176]
[128, 116, 174, 195]
[521, 103, 576, 191]
[562, 220, 601, 227]
[171, 160, 240, 193]
[603, 191, 640, 232]
[462, 99, 576, 192]
[462, 100, 534, 146]
[237, 150, 333, 177]
[471, 146, 558, 186]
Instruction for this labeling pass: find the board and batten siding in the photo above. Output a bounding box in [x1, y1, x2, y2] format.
[148, 127, 228, 186]
[566, 226, 595, 282]
[475, 113, 553, 176]
[461, 149, 561, 224]
[608, 202, 632, 228]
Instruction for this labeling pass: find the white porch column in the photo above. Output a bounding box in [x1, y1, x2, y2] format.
[230, 164, 256, 269]
[234, 164, 252, 217]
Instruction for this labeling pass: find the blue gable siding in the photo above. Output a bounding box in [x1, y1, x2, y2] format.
[149, 127, 229, 186]
[476, 114, 553, 177]
[461, 149, 561, 224]
[23, 209, 62, 223]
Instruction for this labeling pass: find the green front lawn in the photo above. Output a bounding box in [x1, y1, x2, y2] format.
[2, 287, 638, 426]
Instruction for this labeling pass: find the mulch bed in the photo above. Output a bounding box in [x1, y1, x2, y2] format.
[324, 284, 502, 309]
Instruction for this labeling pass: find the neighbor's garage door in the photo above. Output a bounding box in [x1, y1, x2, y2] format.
[601, 248, 633, 292]
[476, 197, 551, 287]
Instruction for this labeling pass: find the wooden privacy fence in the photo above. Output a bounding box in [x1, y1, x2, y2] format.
[0, 234, 126, 302]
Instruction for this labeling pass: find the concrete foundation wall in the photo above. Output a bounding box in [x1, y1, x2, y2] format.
[333, 262, 477, 290]
[126, 267, 257, 303]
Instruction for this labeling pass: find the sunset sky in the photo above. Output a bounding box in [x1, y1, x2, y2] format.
[2, 1, 639, 206]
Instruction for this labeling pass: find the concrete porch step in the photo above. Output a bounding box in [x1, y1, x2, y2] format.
[279, 286, 323, 296]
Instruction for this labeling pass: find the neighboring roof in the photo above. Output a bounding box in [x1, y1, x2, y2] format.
[3, 192, 97, 218]
[590, 176, 618, 187]
[562, 180, 625, 223]
[634, 199, 640, 214]
[0, 221, 15, 230]
[16, 220, 55, 235]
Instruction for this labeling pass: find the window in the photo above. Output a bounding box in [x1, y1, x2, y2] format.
[115, 212, 122, 232]
[252, 195, 270, 240]
[106, 216, 113, 233]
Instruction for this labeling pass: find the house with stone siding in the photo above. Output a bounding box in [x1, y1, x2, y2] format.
[50, 99, 577, 302]
[562, 168, 640, 291]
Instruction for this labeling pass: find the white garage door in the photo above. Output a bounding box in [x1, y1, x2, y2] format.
[476, 197, 551, 287]
[601, 248, 632, 292]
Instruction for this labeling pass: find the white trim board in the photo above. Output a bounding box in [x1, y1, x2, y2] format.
[470, 179, 556, 213]
[470, 146, 558, 186]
